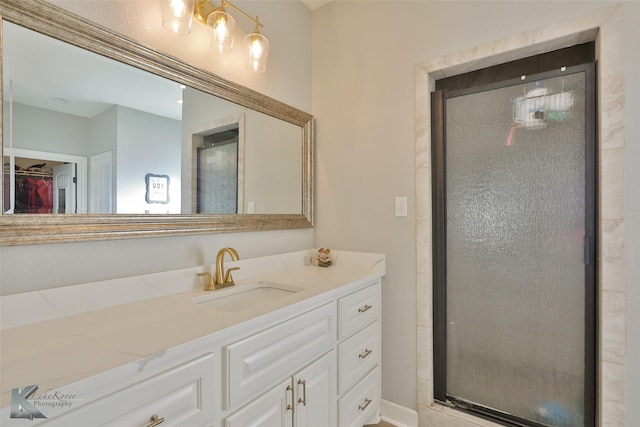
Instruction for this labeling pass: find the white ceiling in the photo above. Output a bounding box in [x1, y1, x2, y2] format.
[3, 21, 184, 121]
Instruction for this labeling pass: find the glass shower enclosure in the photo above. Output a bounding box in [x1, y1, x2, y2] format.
[432, 64, 596, 427]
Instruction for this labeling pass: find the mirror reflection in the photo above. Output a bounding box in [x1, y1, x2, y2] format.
[2, 21, 303, 215]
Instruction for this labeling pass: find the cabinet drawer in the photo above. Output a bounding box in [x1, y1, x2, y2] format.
[45, 353, 216, 427]
[338, 321, 379, 394]
[338, 282, 380, 339]
[338, 367, 380, 427]
[225, 303, 336, 408]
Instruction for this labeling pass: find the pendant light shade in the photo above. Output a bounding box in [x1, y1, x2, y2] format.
[207, 10, 236, 53]
[245, 31, 269, 73]
[161, 0, 195, 35]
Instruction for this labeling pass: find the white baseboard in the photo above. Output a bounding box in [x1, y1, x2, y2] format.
[380, 399, 418, 427]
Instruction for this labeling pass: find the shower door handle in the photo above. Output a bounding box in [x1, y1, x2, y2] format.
[584, 236, 592, 266]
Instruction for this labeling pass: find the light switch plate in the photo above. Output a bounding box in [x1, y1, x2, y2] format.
[395, 196, 408, 217]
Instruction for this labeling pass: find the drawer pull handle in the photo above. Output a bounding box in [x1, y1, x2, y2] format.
[146, 414, 165, 427]
[297, 379, 307, 406]
[358, 349, 373, 359]
[286, 385, 294, 412]
[358, 304, 372, 313]
[358, 398, 372, 411]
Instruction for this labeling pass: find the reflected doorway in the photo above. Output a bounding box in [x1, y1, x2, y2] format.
[3, 148, 86, 214]
[196, 127, 239, 214]
[53, 163, 76, 214]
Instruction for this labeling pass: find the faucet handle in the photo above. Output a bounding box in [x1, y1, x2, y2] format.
[197, 272, 215, 291]
[224, 267, 240, 284]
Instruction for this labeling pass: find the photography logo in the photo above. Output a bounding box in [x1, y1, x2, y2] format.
[10, 385, 82, 420]
[10, 385, 46, 420]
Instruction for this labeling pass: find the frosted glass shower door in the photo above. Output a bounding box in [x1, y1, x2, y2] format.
[434, 65, 595, 427]
[197, 140, 238, 214]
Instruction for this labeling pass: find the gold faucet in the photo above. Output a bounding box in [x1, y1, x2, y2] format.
[214, 247, 240, 289]
[197, 247, 240, 291]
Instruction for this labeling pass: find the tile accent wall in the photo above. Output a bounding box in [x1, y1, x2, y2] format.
[415, 6, 626, 427]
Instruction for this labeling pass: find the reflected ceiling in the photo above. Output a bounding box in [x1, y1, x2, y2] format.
[3, 22, 182, 120]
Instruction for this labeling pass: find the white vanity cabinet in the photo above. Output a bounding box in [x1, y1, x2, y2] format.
[224, 351, 336, 427]
[223, 303, 336, 409]
[223, 280, 382, 427]
[222, 303, 337, 427]
[2, 252, 386, 427]
[337, 281, 382, 427]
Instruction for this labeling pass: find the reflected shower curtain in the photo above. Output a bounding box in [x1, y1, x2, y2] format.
[440, 68, 595, 427]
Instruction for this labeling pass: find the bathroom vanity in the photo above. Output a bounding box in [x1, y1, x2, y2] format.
[0, 250, 385, 426]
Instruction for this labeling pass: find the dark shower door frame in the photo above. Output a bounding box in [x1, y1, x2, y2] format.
[431, 63, 597, 427]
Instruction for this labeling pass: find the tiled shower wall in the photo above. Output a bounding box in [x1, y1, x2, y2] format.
[415, 5, 626, 427]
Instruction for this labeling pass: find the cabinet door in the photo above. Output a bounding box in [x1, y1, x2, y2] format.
[224, 379, 293, 427]
[294, 351, 336, 427]
[225, 303, 335, 408]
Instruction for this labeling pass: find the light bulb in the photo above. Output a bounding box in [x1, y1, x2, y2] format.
[169, 0, 188, 17]
[208, 11, 236, 53]
[245, 32, 269, 72]
[161, 0, 194, 35]
[250, 38, 263, 58]
[214, 19, 230, 41]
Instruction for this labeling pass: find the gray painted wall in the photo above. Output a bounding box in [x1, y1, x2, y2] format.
[312, 0, 638, 418]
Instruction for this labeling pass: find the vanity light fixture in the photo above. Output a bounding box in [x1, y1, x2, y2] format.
[162, 0, 270, 73]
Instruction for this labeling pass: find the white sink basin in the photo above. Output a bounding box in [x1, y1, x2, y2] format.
[192, 282, 303, 312]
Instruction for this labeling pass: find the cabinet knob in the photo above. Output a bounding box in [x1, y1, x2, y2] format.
[358, 398, 372, 411]
[145, 414, 165, 427]
[358, 304, 372, 313]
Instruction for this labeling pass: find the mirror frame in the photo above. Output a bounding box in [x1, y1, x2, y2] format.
[0, 0, 313, 247]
